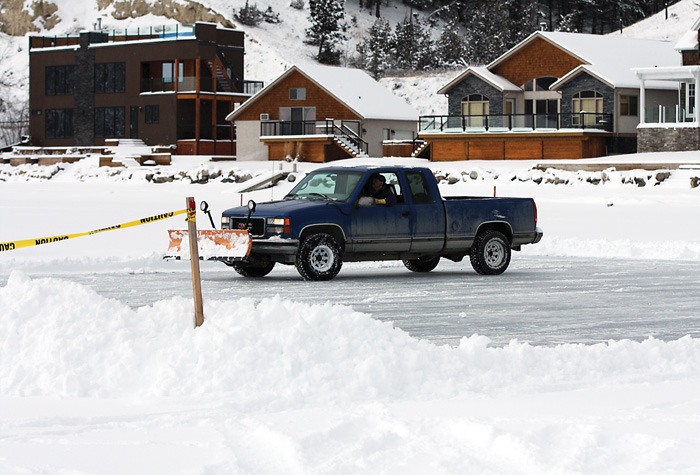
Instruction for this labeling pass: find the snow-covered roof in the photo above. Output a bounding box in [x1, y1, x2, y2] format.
[490, 31, 681, 90]
[228, 64, 418, 122]
[675, 17, 700, 51]
[436, 67, 520, 95]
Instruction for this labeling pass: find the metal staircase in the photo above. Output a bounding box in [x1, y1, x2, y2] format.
[334, 135, 368, 158]
[205, 56, 234, 92]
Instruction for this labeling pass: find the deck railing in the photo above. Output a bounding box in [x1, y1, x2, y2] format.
[140, 77, 263, 95]
[29, 25, 195, 49]
[419, 113, 614, 133]
[644, 105, 696, 124]
[260, 119, 368, 154]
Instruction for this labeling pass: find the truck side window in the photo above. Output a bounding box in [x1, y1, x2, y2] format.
[362, 172, 404, 204]
[406, 172, 433, 204]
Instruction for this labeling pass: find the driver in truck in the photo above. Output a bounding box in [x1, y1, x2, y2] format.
[366, 173, 397, 206]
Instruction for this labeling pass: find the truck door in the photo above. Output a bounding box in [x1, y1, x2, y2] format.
[350, 172, 411, 253]
[405, 170, 445, 252]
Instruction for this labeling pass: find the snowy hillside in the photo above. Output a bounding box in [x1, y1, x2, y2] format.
[616, 0, 700, 41]
[0, 0, 698, 122]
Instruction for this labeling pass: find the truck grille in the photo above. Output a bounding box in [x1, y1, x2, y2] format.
[228, 217, 265, 237]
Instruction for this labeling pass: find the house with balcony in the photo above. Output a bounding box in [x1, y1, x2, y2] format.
[226, 64, 418, 161]
[418, 31, 680, 161]
[28, 22, 263, 156]
[635, 17, 700, 152]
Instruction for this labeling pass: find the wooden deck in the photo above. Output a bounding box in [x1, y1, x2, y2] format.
[419, 131, 608, 161]
[261, 136, 353, 162]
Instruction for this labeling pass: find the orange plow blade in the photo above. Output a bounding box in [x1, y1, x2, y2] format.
[166, 229, 251, 261]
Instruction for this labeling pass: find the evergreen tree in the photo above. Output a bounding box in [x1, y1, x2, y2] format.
[437, 20, 467, 67]
[234, 0, 265, 26]
[305, 0, 348, 64]
[355, 18, 393, 78]
[505, 0, 539, 44]
[463, 0, 509, 65]
[391, 16, 435, 71]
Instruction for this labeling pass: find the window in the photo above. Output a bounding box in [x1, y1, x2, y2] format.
[45, 66, 75, 95]
[620, 95, 638, 116]
[94, 107, 125, 138]
[162, 62, 184, 84]
[522, 77, 558, 91]
[406, 171, 433, 204]
[145, 105, 159, 124]
[572, 90, 603, 126]
[94, 63, 125, 93]
[461, 94, 489, 127]
[688, 83, 696, 118]
[45, 109, 74, 138]
[289, 88, 306, 100]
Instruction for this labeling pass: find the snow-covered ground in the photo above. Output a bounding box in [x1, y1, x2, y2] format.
[2, 151, 700, 473]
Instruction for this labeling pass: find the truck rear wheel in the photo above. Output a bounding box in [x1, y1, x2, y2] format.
[470, 231, 511, 275]
[227, 260, 276, 277]
[296, 233, 343, 281]
[403, 256, 440, 273]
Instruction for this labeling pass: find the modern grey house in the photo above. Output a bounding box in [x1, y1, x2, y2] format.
[420, 31, 680, 160]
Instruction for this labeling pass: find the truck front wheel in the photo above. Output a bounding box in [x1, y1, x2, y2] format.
[470, 231, 511, 275]
[227, 260, 276, 277]
[403, 256, 440, 273]
[296, 233, 343, 281]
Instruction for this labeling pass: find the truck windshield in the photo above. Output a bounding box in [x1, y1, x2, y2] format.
[285, 170, 364, 201]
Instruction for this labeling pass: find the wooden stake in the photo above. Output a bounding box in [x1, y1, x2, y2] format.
[186, 196, 205, 328]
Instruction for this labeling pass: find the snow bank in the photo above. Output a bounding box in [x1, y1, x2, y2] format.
[2, 272, 699, 405]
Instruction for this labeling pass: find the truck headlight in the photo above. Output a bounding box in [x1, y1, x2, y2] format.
[221, 216, 231, 229]
[266, 217, 290, 234]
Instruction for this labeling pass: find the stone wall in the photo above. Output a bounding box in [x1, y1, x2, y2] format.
[73, 33, 108, 146]
[637, 126, 700, 152]
[446, 76, 502, 117]
[558, 73, 614, 130]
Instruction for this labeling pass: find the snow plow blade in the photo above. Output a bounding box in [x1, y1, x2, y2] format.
[165, 229, 251, 261]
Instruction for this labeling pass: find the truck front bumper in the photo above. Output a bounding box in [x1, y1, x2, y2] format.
[248, 237, 300, 263]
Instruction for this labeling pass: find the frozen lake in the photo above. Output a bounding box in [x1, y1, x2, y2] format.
[8, 255, 698, 347]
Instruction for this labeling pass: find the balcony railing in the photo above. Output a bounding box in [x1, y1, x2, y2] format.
[141, 77, 264, 95]
[419, 113, 613, 133]
[30, 25, 194, 49]
[644, 105, 696, 124]
[260, 119, 368, 155]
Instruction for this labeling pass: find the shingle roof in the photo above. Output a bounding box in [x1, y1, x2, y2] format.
[437, 67, 520, 95]
[494, 31, 680, 90]
[675, 17, 700, 51]
[228, 64, 418, 122]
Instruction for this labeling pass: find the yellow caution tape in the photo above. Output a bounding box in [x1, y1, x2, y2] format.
[0, 209, 189, 253]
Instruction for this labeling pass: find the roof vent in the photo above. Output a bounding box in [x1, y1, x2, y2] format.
[540, 22, 547, 31]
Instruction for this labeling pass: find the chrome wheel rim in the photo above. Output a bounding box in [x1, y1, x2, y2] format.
[484, 239, 506, 267]
[310, 244, 334, 272]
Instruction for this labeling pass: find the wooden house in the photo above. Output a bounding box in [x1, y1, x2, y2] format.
[635, 17, 700, 152]
[226, 64, 418, 162]
[29, 22, 263, 156]
[420, 31, 680, 161]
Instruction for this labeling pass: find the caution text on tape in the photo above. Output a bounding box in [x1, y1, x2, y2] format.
[0, 209, 188, 253]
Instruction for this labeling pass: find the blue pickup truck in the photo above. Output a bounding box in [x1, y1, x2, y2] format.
[220, 166, 542, 280]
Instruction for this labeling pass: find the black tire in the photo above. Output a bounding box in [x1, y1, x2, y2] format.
[403, 255, 440, 273]
[469, 231, 511, 275]
[295, 233, 343, 281]
[228, 260, 276, 277]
